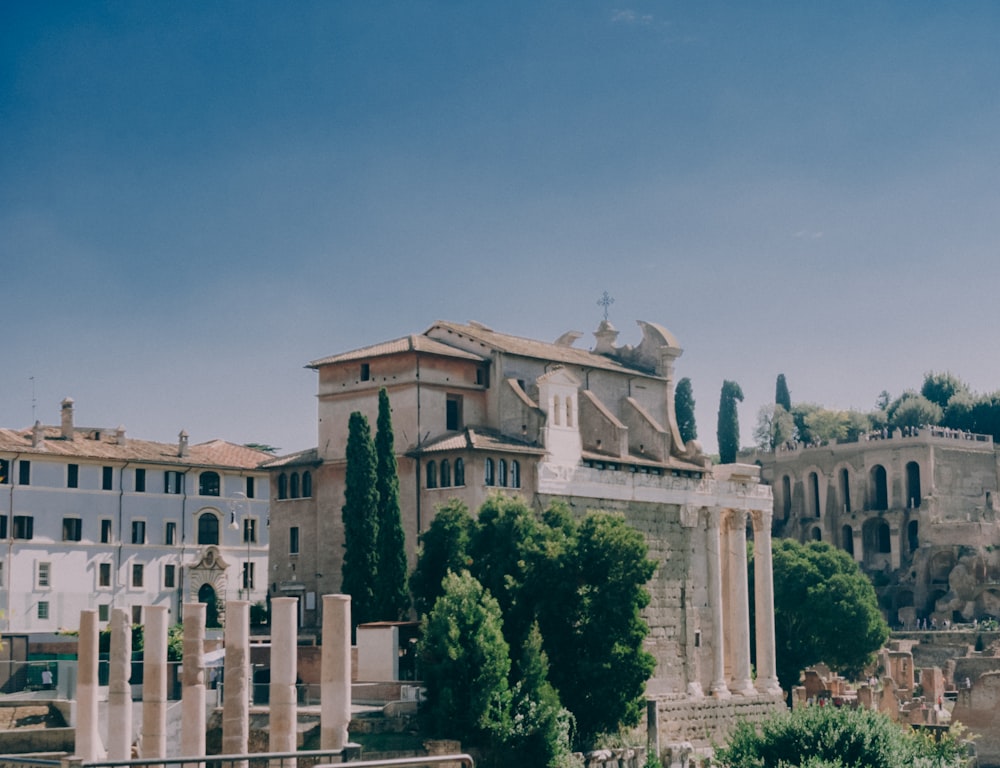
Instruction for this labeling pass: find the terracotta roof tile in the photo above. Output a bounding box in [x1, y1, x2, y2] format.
[308, 334, 484, 368]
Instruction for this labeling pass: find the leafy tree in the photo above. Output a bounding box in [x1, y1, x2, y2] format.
[766, 540, 888, 693]
[341, 411, 380, 629]
[374, 388, 409, 620]
[717, 380, 744, 464]
[843, 410, 874, 442]
[674, 377, 698, 444]
[775, 374, 792, 411]
[875, 390, 891, 411]
[803, 408, 849, 444]
[790, 403, 822, 445]
[410, 499, 476, 618]
[754, 404, 794, 450]
[921, 371, 968, 410]
[716, 704, 969, 768]
[417, 571, 512, 757]
[888, 394, 943, 430]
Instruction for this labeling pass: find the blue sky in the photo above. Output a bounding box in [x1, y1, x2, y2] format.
[3, 2, 1000, 456]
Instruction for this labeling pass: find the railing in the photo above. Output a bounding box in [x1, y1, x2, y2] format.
[32, 753, 474, 768]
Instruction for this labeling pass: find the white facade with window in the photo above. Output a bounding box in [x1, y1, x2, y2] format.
[0, 399, 271, 633]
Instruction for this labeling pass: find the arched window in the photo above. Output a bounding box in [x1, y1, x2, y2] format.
[870, 465, 888, 510]
[906, 461, 921, 508]
[511, 460, 520, 488]
[485, 458, 494, 486]
[840, 468, 851, 513]
[877, 520, 891, 553]
[566, 397, 573, 427]
[498, 459, 508, 487]
[907, 519, 919, 552]
[290, 472, 300, 499]
[781, 476, 792, 521]
[440, 459, 451, 488]
[426, 461, 437, 489]
[454, 458, 465, 486]
[842, 524, 855, 556]
[553, 396, 562, 426]
[199, 471, 220, 496]
[811, 527, 822, 541]
[809, 472, 820, 518]
[278, 473, 288, 500]
[198, 583, 220, 628]
[197, 512, 219, 545]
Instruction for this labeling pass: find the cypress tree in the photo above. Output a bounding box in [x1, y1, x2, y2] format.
[717, 380, 744, 464]
[342, 411, 380, 629]
[775, 374, 792, 411]
[675, 377, 698, 444]
[374, 388, 410, 620]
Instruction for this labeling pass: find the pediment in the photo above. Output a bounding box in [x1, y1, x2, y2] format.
[536, 366, 581, 389]
[190, 545, 231, 571]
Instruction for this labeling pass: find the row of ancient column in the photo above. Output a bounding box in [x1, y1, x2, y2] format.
[74, 595, 353, 761]
[706, 507, 782, 698]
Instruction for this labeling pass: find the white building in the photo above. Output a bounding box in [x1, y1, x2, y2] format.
[0, 399, 271, 632]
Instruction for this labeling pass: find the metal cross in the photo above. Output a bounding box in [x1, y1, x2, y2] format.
[597, 291, 615, 322]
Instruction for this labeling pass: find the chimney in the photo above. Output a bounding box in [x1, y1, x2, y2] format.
[178, 430, 189, 458]
[32, 421, 45, 448]
[115, 425, 127, 447]
[61, 398, 75, 440]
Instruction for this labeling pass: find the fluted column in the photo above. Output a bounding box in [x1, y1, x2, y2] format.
[727, 509, 755, 695]
[752, 509, 782, 695]
[321, 594, 352, 749]
[76, 609, 101, 760]
[181, 602, 207, 761]
[270, 598, 298, 765]
[705, 510, 730, 698]
[142, 605, 169, 758]
[107, 608, 132, 759]
[222, 601, 250, 768]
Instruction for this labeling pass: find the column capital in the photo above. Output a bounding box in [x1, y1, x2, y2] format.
[751, 507, 773, 532]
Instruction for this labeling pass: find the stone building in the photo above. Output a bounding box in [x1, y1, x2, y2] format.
[750, 428, 1000, 626]
[267, 319, 785, 746]
[0, 399, 271, 632]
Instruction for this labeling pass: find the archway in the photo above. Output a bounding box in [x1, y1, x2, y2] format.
[906, 462, 921, 508]
[907, 520, 919, 553]
[809, 472, 821, 518]
[870, 465, 888, 510]
[842, 524, 855, 556]
[199, 582, 220, 628]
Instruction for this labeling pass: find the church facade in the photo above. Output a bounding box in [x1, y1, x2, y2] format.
[267, 318, 785, 739]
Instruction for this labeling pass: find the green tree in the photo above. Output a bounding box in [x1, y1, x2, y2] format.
[754, 404, 794, 450]
[418, 571, 512, 759]
[674, 377, 698, 444]
[775, 374, 792, 411]
[341, 411, 380, 629]
[410, 499, 476, 618]
[716, 704, 969, 768]
[717, 380, 744, 464]
[790, 403, 821, 444]
[767, 540, 888, 693]
[888, 394, 943, 430]
[374, 388, 409, 620]
[921, 371, 968, 410]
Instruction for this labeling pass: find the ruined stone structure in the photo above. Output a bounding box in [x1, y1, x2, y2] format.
[266, 319, 785, 747]
[751, 428, 1000, 626]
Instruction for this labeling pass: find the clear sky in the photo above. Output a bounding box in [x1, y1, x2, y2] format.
[3, 2, 1000, 456]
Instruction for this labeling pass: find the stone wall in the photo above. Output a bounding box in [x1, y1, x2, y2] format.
[649, 693, 786, 751]
[950, 672, 1000, 768]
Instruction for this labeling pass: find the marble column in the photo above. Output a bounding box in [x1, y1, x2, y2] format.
[705, 511, 730, 698]
[751, 509, 782, 696]
[76, 609, 101, 760]
[270, 598, 298, 765]
[727, 509, 755, 695]
[321, 594, 352, 749]
[222, 601, 250, 768]
[107, 608, 133, 759]
[181, 602, 207, 760]
[142, 605, 169, 758]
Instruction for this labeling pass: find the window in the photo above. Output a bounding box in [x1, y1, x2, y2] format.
[132, 563, 144, 588]
[37, 562, 51, 589]
[13, 515, 33, 540]
[18, 460, 30, 486]
[290, 472, 300, 499]
[498, 459, 508, 487]
[99, 562, 111, 588]
[199, 471, 220, 496]
[278, 473, 288, 500]
[98, 604, 110, 622]
[164, 564, 176, 589]
[440, 459, 451, 487]
[426, 461, 437, 489]
[289, 526, 300, 555]
[197, 513, 219, 545]
[246, 476, 255, 499]
[243, 517, 257, 544]
[485, 458, 494, 486]
[454, 458, 465, 486]
[37, 601, 49, 620]
[62, 517, 82, 542]
[100, 519, 112, 544]
[135, 468, 146, 493]
[131, 520, 146, 545]
[132, 605, 142, 624]
[102, 466, 113, 491]
[361, 363, 370, 381]
[165, 471, 183, 494]
[511, 460, 520, 488]
[0, 517, 5, 539]
[302, 471, 312, 497]
[0, 561, 4, 588]
[68, 464, 79, 488]
[165, 521, 176, 546]
[0, 459, 8, 484]
[242, 561, 255, 590]
[446, 395, 463, 431]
